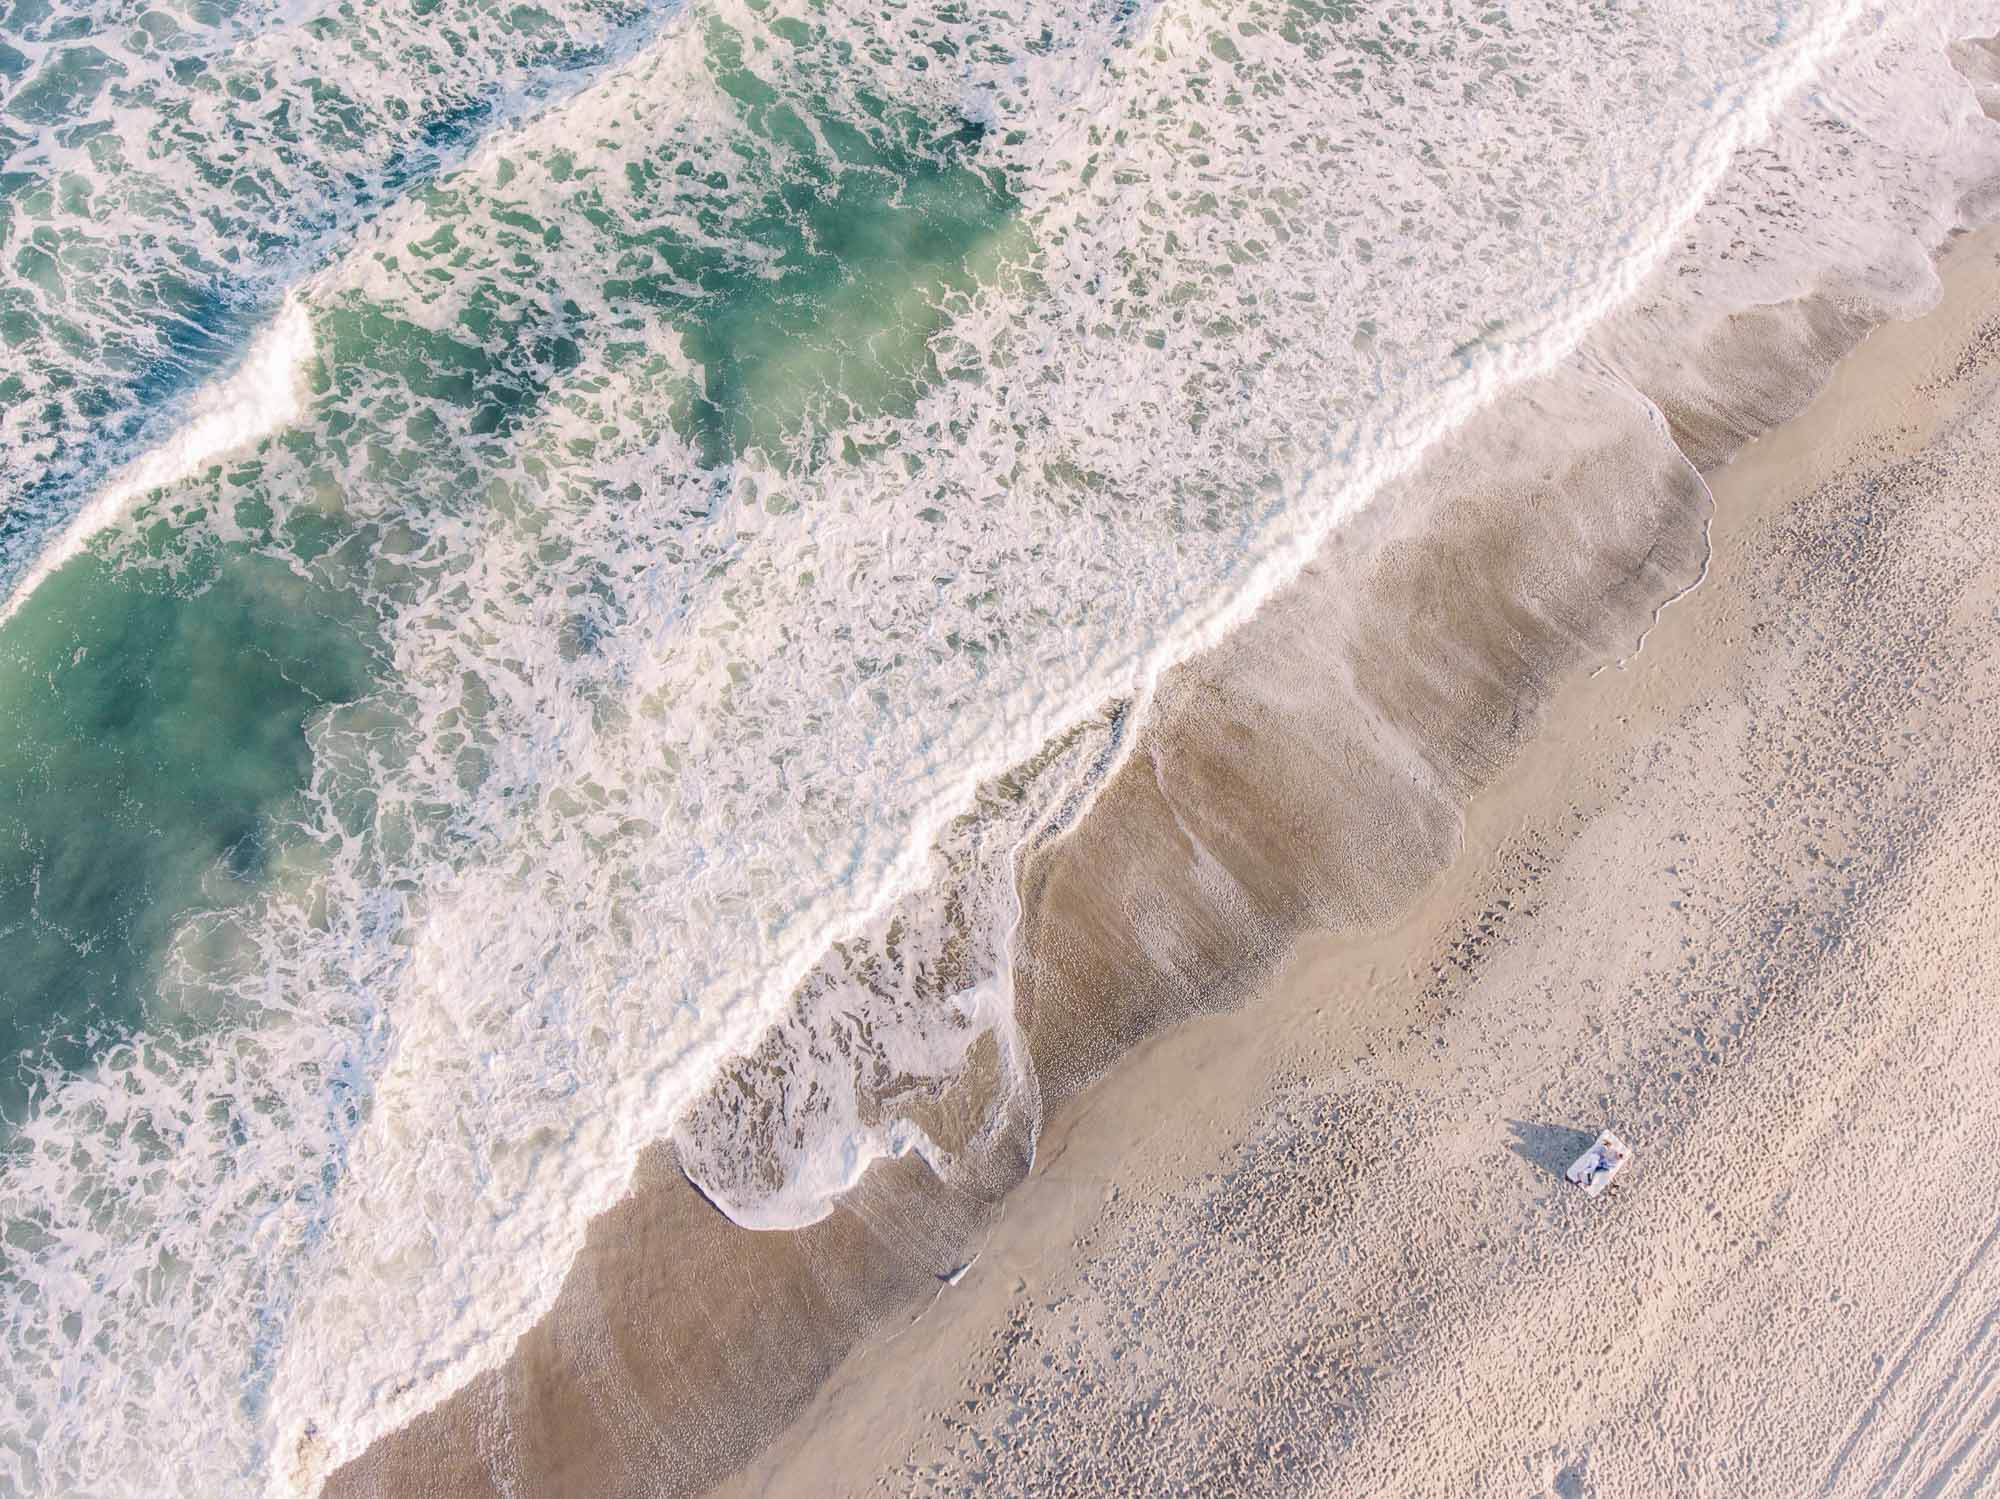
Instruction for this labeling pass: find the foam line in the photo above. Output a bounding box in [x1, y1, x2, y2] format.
[0, 298, 317, 628]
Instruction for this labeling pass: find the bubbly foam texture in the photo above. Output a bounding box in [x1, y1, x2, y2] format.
[0, 0, 680, 596]
[2, 1, 1998, 1495]
[0, 298, 317, 629]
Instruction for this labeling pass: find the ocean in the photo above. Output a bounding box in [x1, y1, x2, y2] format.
[1, 0, 1995, 1492]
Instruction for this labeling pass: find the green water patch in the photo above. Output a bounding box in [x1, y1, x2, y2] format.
[295, 11, 1032, 501]
[602, 15, 1028, 469]
[0, 541, 373, 1114]
[0, 10, 1035, 1116]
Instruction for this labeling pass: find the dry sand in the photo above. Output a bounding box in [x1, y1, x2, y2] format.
[705, 228, 2000, 1498]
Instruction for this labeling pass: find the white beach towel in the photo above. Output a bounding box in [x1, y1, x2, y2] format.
[1565, 1130, 1631, 1196]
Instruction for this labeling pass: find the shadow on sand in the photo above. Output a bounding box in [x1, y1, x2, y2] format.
[1505, 1119, 1599, 1182]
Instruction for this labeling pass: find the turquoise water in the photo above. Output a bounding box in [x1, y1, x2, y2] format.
[0, 8, 1017, 1113]
[0, 545, 372, 1114]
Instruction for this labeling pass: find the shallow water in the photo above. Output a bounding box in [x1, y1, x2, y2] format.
[0, 545, 373, 1106]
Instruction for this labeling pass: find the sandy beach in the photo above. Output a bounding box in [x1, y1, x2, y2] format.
[327, 195, 2000, 1498]
[694, 229, 2000, 1496]
[11, 2, 2000, 1491]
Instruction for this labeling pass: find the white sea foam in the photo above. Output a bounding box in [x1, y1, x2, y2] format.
[3, 2, 1999, 1496]
[0, 298, 317, 628]
[0, 0, 690, 603]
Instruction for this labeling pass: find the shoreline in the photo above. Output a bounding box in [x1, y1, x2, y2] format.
[321, 220, 2000, 1499]
[8, 6, 2000, 1493]
[705, 224, 2000, 1494]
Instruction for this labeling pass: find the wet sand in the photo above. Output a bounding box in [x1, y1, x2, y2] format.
[323, 216, 2000, 1499]
[709, 225, 2000, 1496]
